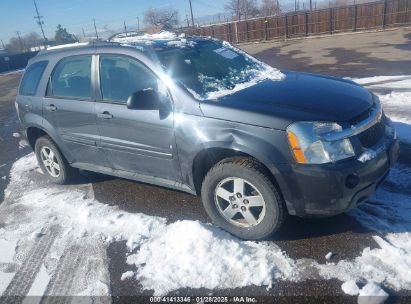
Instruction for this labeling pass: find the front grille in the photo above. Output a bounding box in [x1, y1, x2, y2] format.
[357, 121, 385, 148]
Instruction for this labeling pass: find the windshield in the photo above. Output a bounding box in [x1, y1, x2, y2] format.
[154, 40, 284, 100]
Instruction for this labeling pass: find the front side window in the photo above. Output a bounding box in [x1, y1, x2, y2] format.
[49, 55, 92, 99]
[19, 61, 48, 96]
[99, 55, 161, 102]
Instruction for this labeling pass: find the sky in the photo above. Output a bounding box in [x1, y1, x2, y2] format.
[0, 0, 228, 42]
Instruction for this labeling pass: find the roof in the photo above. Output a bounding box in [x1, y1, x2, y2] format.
[35, 33, 213, 58]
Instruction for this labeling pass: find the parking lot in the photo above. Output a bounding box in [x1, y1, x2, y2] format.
[0, 28, 411, 302]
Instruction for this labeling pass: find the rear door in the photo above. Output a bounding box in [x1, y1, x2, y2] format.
[43, 54, 108, 166]
[94, 54, 179, 181]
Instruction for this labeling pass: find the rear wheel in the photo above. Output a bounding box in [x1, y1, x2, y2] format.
[201, 157, 286, 240]
[35, 135, 78, 184]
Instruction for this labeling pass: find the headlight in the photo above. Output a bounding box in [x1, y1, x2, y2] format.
[287, 122, 355, 164]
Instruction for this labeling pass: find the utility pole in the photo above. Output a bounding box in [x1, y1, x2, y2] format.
[295, 0, 297, 11]
[188, 0, 195, 27]
[16, 31, 24, 52]
[124, 20, 127, 35]
[82, 28, 86, 38]
[136, 17, 140, 32]
[310, 0, 313, 10]
[237, 0, 241, 20]
[33, 0, 47, 47]
[93, 18, 99, 41]
[186, 15, 190, 27]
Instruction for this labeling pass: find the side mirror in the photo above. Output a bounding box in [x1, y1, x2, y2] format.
[126, 89, 160, 110]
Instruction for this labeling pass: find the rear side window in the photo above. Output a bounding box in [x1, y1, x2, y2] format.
[19, 61, 48, 96]
[49, 55, 92, 100]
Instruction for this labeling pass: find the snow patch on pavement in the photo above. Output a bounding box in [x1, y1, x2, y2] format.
[358, 282, 389, 304]
[341, 280, 360, 295]
[126, 220, 296, 296]
[0, 153, 298, 296]
[316, 161, 411, 292]
[0, 153, 165, 296]
[352, 76, 411, 144]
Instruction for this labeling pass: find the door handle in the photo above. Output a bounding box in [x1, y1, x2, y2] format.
[97, 111, 113, 119]
[45, 104, 57, 112]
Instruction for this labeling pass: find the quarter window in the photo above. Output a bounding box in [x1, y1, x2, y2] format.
[99, 55, 161, 102]
[19, 61, 48, 96]
[49, 56, 92, 99]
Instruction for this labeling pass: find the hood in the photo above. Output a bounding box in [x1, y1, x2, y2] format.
[199, 71, 374, 130]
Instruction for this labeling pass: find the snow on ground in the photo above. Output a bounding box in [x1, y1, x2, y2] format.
[0, 153, 166, 296]
[342, 280, 360, 296]
[126, 220, 296, 295]
[351, 75, 411, 144]
[0, 75, 410, 298]
[0, 154, 297, 296]
[358, 283, 389, 304]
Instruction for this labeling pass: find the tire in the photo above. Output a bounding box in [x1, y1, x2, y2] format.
[201, 157, 286, 240]
[35, 135, 78, 184]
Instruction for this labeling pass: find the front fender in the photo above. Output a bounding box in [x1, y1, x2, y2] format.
[174, 114, 293, 193]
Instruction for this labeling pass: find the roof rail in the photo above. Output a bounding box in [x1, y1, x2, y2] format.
[46, 42, 90, 51]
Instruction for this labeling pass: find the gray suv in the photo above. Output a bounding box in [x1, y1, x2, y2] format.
[16, 37, 399, 240]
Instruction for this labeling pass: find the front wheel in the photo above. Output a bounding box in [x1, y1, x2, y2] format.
[201, 157, 286, 240]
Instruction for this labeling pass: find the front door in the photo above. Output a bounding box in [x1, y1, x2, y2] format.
[95, 54, 179, 181]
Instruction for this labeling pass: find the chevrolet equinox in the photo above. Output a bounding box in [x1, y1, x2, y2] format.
[16, 36, 399, 240]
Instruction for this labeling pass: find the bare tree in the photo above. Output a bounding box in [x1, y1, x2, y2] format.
[225, 0, 260, 20]
[6, 32, 43, 53]
[260, 0, 281, 17]
[143, 8, 179, 29]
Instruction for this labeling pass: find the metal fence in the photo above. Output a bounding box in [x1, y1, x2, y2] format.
[180, 0, 411, 43]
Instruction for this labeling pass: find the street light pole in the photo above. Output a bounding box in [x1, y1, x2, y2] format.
[136, 17, 140, 32]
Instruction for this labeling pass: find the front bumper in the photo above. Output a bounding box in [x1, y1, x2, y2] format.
[277, 138, 399, 217]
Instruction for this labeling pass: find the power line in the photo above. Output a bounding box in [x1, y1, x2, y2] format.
[33, 0, 47, 46]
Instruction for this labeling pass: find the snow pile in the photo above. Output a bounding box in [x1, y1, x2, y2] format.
[351, 75, 411, 144]
[0, 154, 165, 296]
[126, 220, 297, 296]
[358, 282, 389, 304]
[112, 31, 178, 43]
[317, 162, 411, 293]
[166, 39, 197, 48]
[341, 280, 360, 295]
[0, 153, 297, 296]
